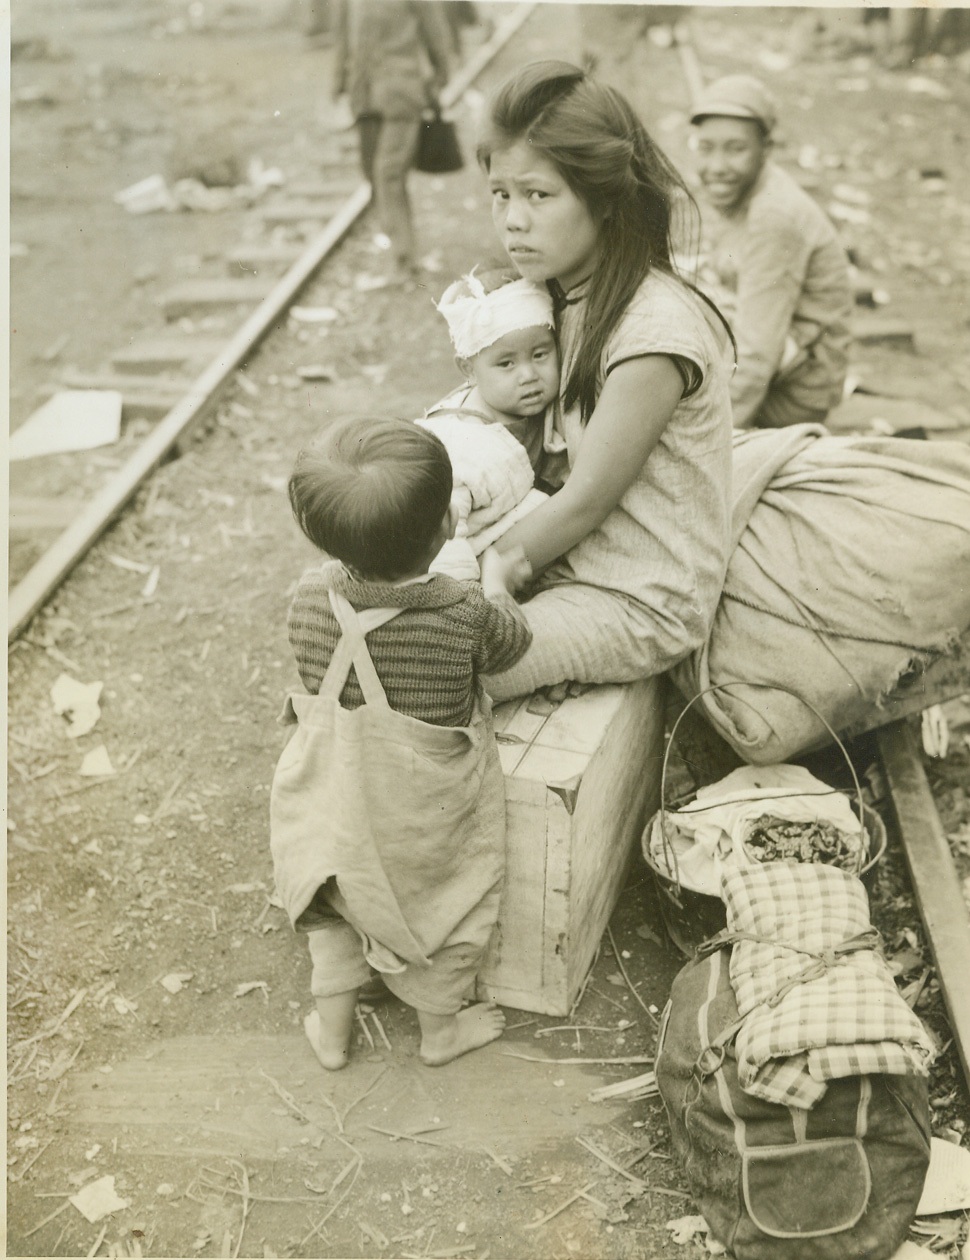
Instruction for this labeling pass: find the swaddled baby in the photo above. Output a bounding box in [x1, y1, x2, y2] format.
[420, 268, 559, 579]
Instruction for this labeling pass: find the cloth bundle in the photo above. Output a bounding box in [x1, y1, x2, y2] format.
[672, 424, 970, 762]
[648, 763, 866, 897]
[722, 862, 935, 1109]
[415, 413, 546, 580]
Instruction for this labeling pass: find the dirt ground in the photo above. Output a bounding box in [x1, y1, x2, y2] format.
[7, 3, 970, 1258]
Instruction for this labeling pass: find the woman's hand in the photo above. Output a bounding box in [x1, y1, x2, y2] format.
[480, 543, 532, 598]
[495, 354, 685, 573]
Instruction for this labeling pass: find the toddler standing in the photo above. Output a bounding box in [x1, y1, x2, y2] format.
[271, 416, 531, 1069]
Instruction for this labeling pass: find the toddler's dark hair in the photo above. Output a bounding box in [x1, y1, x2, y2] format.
[288, 417, 453, 581]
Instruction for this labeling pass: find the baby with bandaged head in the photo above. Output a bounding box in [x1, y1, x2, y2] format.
[432, 267, 559, 464]
[418, 269, 559, 580]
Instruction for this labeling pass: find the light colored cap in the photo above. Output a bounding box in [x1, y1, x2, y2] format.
[436, 270, 555, 361]
[689, 74, 777, 134]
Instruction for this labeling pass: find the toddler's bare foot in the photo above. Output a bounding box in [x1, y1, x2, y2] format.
[419, 1003, 505, 1066]
[304, 1009, 350, 1071]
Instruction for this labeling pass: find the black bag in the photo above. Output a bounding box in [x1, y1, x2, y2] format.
[415, 107, 464, 174]
[656, 946, 932, 1260]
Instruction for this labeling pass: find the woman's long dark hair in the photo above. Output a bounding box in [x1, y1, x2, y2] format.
[478, 60, 730, 423]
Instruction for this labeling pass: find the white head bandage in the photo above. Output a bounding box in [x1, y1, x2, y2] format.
[436, 270, 555, 361]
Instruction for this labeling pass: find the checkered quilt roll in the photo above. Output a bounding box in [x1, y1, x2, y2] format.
[723, 863, 935, 1108]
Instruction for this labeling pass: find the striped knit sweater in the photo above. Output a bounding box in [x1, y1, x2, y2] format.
[287, 561, 532, 727]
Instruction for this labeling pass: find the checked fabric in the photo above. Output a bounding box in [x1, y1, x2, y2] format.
[722, 863, 935, 1108]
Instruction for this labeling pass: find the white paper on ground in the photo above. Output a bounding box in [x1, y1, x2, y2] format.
[10, 390, 123, 460]
[79, 745, 116, 777]
[916, 1137, 970, 1215]
[69, 1174, 130, 1223]
[50, 674, 103, 738]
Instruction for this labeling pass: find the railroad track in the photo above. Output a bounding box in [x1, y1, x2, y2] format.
[8, 2, 970, 1091]
[7, 2, 535, 644]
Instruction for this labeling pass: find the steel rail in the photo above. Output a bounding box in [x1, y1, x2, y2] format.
[7, 3, 536, 641]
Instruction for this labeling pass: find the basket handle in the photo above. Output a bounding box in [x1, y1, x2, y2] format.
[658, 683, 868, 890]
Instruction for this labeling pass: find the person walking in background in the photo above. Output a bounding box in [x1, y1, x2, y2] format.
[332, 0, 453, 285]
[688, 74, 852, 429]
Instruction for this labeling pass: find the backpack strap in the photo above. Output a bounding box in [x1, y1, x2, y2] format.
[318, 589, 402, 708]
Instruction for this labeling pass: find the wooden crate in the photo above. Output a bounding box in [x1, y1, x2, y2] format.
[477, 678, 665, 1016]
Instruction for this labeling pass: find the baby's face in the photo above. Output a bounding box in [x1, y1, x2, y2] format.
[471, 326, 559, 419]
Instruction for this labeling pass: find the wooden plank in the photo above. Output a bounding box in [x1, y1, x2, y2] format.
[49, 372, 191, 396]
[877, 719, 970, 1090]
[260, 199, 346, 227]
[225, 242, 305, 275]
[9, 495, 84, 533]
[160, 277, 276, 320]
[851, 314, 917, 352]
[112, 336, 229, 375]
[285, 176, 362, 200]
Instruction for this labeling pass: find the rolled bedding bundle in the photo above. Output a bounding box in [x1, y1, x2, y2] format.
[672, 424, 970, 763]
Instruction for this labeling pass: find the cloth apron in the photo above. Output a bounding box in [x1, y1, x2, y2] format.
[270, 590, 506, 972]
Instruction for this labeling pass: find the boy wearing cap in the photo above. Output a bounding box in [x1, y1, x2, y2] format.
[689, 74, 852, 429]
[430, 268, 561, 474]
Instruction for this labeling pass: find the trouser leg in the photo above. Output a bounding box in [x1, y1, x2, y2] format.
[307, 918, 372, 998]
[370, 115, 421, 268]
[356, 114, 381, 185]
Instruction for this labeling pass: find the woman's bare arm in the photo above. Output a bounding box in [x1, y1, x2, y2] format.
[496, 354, 685, 578]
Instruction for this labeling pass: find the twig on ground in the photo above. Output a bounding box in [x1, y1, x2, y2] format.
[480, 1145, 514, 1175]
[328, 1156, 360, 1195]
[299, 1162, 361, 1249]
[46, 1079, 66, 1116]
[624, 1137, 663, 1168]
[534, 1024, 629, 1038]
[24, 1198, 70, 1237]
[9, 1043, 40, 1082]
[523, 1181, 597, 1230]
[587, 1070, 658, 1103]
[10, 1138, 54, 1183]
[85, 1223, 108, 1257]
[228, 1159, 250, 1260]
[11, 988, 87, 1052]
[576, 1136, 647, 1188]
[258, 1068, 315, 1126]
[151, 773, 187, 822]
[319, 1093, 345, 1136]
[569, 946, 600, 1018]
[501, 1051, 653, 1066]
[366, 1125, 449, 1149]
[585, 984, 627, 1013]
[370, 1010, 392, 1051]
[356, 1008, 375, 1050]
[339, 1066, 388, 1127]
[197, 1182, 326, 1205]
[607, 923, 658, 1026]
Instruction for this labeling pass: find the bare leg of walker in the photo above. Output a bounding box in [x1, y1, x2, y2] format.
[417, 1003, 506, 1066]
[305, 989, 359, 1071]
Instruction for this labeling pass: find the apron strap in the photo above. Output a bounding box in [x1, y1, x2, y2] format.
[319, 589, 402, 708]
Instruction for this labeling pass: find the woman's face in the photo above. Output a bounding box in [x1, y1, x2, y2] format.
[488, 141, 602, 292]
